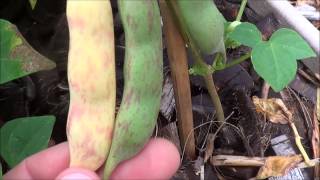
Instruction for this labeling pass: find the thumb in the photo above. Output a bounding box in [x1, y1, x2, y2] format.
[56, 168, 100, 180]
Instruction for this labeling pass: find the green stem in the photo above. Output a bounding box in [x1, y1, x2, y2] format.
[236, 0, 248, 21]
[289, 122, 312, 166]
[204, 74, 225, 124]
[222, 53, 251, 70]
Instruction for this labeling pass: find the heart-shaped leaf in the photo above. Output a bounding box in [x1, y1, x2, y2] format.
[0, 19, 56, 84]
[251, 28, 316, 92]
[269, 28, 316, 60]
[0, 116, 55, 168]
[252, 42, 297, 91]
[228, 22, 262, 48]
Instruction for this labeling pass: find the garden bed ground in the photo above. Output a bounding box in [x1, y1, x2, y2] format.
[0, 0, 319, 179]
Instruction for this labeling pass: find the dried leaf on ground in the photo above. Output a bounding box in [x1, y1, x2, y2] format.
[252, 96, 293, 124]
[256, 155, 303, 179]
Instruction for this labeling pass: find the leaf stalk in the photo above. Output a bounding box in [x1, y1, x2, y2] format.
[236, 0, 248, 21]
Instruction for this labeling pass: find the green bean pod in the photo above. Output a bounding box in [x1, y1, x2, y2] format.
[176, 0, 225, 55]
[103, 0, 162, 178]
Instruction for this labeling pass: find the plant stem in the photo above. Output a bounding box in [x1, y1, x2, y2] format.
[159, 0, 196, 159]
[224, 52, 251, 69]
[289, 122, 312, 166]
[236, 0, 248, 21]
[204, 74, 225, 124]
[214, 52, 251, 71]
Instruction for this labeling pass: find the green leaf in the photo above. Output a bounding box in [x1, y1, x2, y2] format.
[0, 163, 2, 180]
[1, 60, 24, 82]
[252, 42, 297, 91]
[29, 0, 37, 10]
[0, 28, 22, 58]
[0, 116, 55, 168]
[251, 28, 316, 92]
[229, 22, 262, 48]
[0, 19, 56, 84]
[269, 28, 316, 60]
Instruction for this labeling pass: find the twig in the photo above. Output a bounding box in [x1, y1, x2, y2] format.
[297, 68, 320, 87]
[200, 165, 204, 180]
[200, 114, 216, 151]
[200, 112, 234, 152]
[180, 113, 237, 163]
[197, 113, 212, 151]
[180, 120, 220, 163]
[210, 155, 319, 168]
[286, 87, 313, 134]
[281, 88, 312, 166]
[159, 0, 196, 160]
[289, 121, 312, 165]
[211, 155, 265, 166]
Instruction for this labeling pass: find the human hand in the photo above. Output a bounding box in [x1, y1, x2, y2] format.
[4, 138, 180, 180]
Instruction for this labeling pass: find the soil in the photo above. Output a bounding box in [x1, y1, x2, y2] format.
[0, 0, 318, 179]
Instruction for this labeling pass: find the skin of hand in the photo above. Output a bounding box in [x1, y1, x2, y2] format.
[3, 138, 180, 180]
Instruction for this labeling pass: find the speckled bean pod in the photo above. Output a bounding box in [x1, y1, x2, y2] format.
[104, 0, 162, 178]
[66, 0, 115, 171]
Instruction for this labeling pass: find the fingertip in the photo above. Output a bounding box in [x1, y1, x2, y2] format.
[111, 138, 180, 180]
[56, 168, 100, 180]
[149, 138, 181, 177]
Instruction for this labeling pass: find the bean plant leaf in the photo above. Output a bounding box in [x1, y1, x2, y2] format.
[0, 116, 55, 168]
[228, 22, 262, 48]
[0, 19, 56, 84]
[0, 163, 2, 180]
[252, 28, 316, 92]
[252, 42, 297, 91]
[269, 28, 316, 60]
[29, 0, 37, 10]
[1, 60, 24, 84]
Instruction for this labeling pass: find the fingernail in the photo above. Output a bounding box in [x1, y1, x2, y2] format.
[60, 173, 93, 180]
